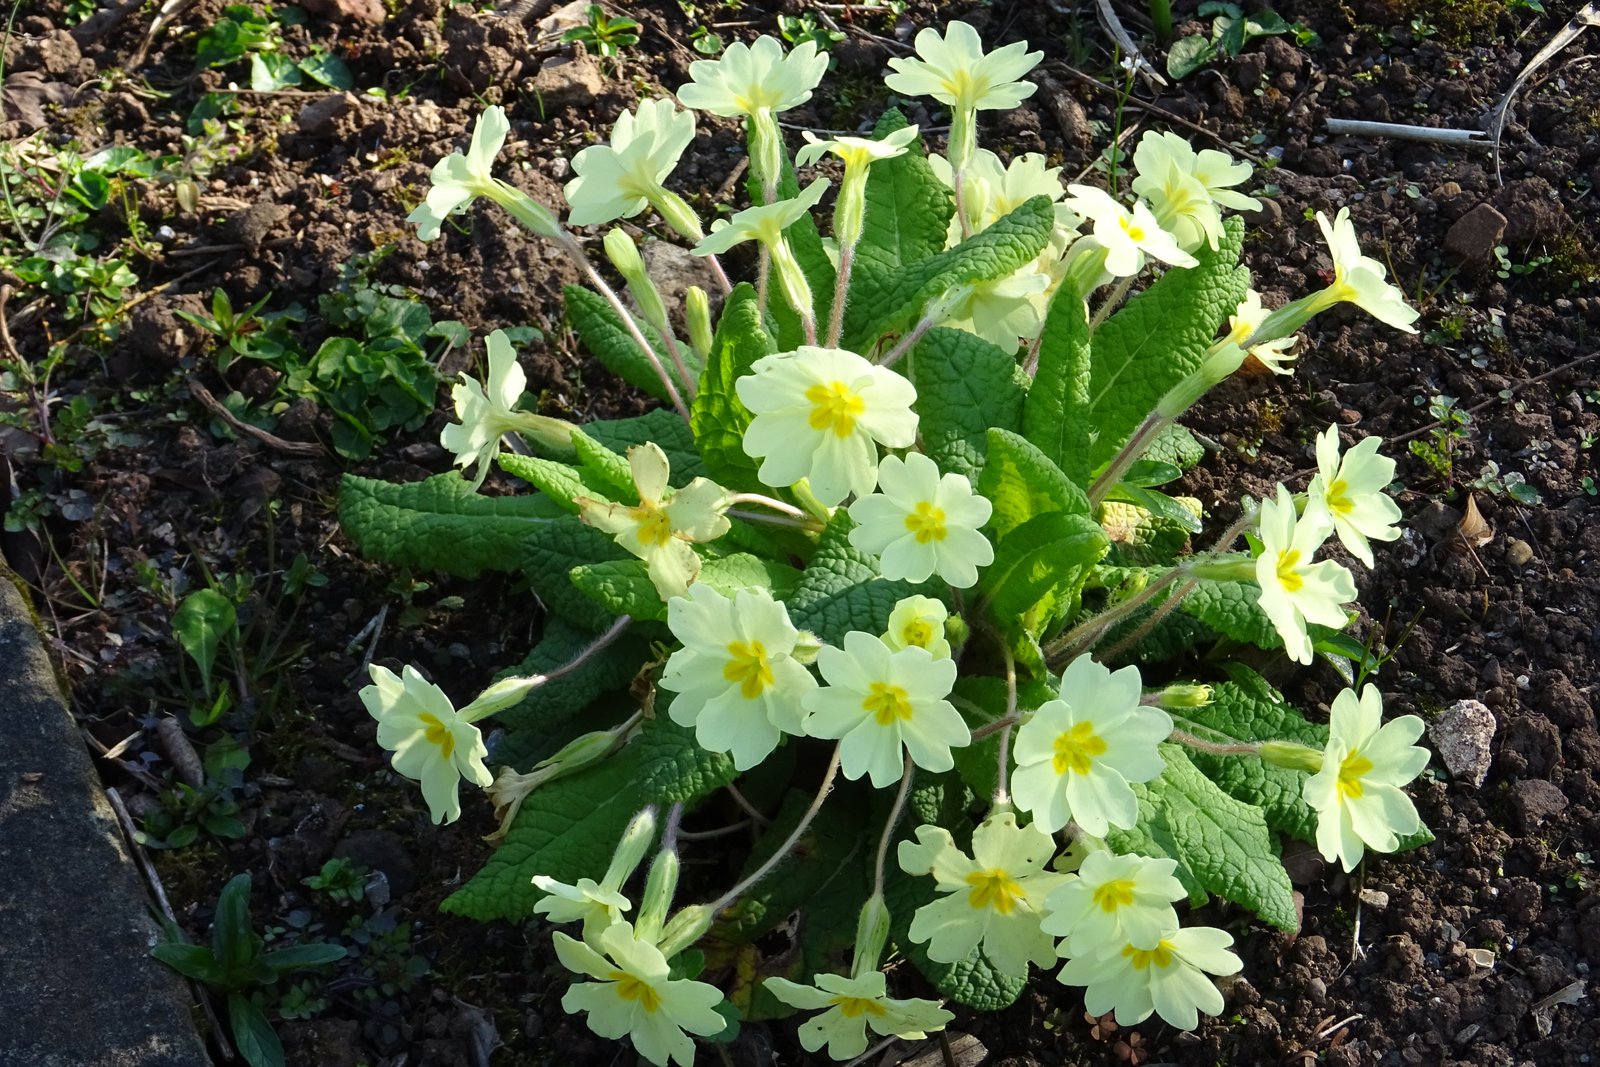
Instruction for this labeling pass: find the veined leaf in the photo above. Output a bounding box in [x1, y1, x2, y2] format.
[911, 328, 1027, 482]
[1025, 283, 1094, 485]
[978, 511, 1109, 640]
[565, 285, 697, 402]
[571, 554, 803, 622]
[787, 511, 920, 644]
[690, 283, 774, 491]
[977, 428, 1092, 539]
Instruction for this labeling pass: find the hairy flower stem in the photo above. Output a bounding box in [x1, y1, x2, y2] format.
[826, 242, 856, 348]
[1097, 508, 1259, 662]
[709, 745, 842, 912]
[555, 233, 690, 419]
[871, 757, 917, 900]
[1087, 410, 1168, 509]
[460, 615, 634, 723]
[1043, 565, 1186, 668]
[1088, 275, 1135, 331]
[728, 492, 817, 524]
[1168, 728, 1259, 757]
[756, 244, 772, 319]
[969, 714, 1022, 742]
[993, 646, 1018, 810]
[877, 311, 938, 369]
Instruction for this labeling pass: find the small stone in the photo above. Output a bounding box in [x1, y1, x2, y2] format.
[295, 92, 358, 136]
[530, 51, 607, 106]
[299, 0, 386, 21]
[1429, 699, 1495, 787]
[1359, 887, 1390, 909]
[1509, 778, 1569, 831]
[1443, 203, 1507, 270]
[1506, 538, 1534, 567]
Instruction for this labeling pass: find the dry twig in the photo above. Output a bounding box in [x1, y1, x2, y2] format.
[185, 377, 326, 458]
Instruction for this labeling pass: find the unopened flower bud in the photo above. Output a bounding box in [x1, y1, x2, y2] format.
[634, 848, 681, 945]
[1156, 684, 1214, 709]
[850, 893, 891, 977]
[460, 674, 545, 723]
[685, 286, 714, 360]
[1258, 739, 1325, 774]
[604, 228, 673, 338]
[482, 721, 637, 843]
[790, 629, 824, 666]
[603, 807, 659, 891]
[655, 904, 714, 958]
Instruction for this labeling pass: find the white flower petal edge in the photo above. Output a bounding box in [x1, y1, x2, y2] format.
[1058, 924, 1242, 1031]
[1253, 485, 1357, 665]
[1303, 685, 1429, 872]
[736, 346, 919, 506]
[764, 972, 952, 1060]
[1306, 426, 1402, 568]
[659, 585, 817, 770]
[359, 664, 492, 824]
[847, 453, 993, 587]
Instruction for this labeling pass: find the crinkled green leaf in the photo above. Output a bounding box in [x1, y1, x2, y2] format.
[949, 675, 1058, 803]
[565, 285, 697, 402]
[1180, 580, 1282, 650]
[787, 511, 920, 645]
[1026, 283, 1095, 485]
[1144, 423, 1205, 470]
[1103, 781, 1208, 904]
[1149, 744, 1298, 931]
[570, 554, 803, 623]
[443, 718, 734, 921]
[1087, 217, 1248, 468]
[585, 408, 707, 483]
[845, 197, 1056, 351]
[977, 428, 1091, 539]
[1101, 498, 1196, 566]
[910, 327, 1027, 482]
[691, 283, 773, 491]
[1182, 664, 1324, 843]
[571, 430, 637, 501]
[978, 511, 1108, 641]
[495, 453, 593, 512]
[339, 473, 566, 580]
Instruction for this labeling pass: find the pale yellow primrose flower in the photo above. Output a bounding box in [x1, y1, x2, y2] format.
[802, 631, 970, 788]
[1253, 485, 1357, 666]
[407, 106, 560, 241]
[1303, 685, 1429, 872]
[1011, 656, 1172, 836]
[1306, 426, 1402, 568]
[1065, 185, 1197, 277]
[359, 665, 493, 825]
[442, 329, 575, 490]
[676, 35, 827, 117]
[797, 125, 921, 250]
[883, 594, 951, 660]
[1314, 208, 1420, 332]
[898, 812, 1069, 975]
[1040, 850, 1185, 956]
[1057, 924, 1242, 1031]
[885, 21, 1041, 167]
[565, 98, 696, 228]
[1224, 290, 1300, 375]
[846, 452, 994, 587]
[937, 269, 1054, 349]
[576, 442, 731, 600]
[735, 346, 919, 506]
[532, 808, 656, 940]
[1131, 130, 1260, 250]
[763, 971, 953, 1060]
[659, 584, 817, 770]
[694, 179, 830, 256]
[554, 921, 726, 1067]
[930, 149, 1082, 244]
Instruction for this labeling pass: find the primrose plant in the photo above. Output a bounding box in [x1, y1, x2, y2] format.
[341, 22, 1432, 1063]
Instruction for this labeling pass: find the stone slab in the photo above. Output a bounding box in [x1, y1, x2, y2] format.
[0, 573, 211, 1067]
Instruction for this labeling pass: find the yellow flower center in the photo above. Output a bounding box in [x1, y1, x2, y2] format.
[608, 970, 662, 1013]
[805, 380, 866, 438]
[633, 503, 675, 547]
[1119, 215, 1147, 244]
[419, 712, 455, 760]
[830, 995, 888, 1019]
[1122, 941, 1175, 971]
[1052, 720, 1108, 776]
[1337, 750, 1374, 800]
[900, 619, 936, 649]
[723, 640, 775, 699]
[944, 69, 978, 108]
[1275, 548, 1304, 592]
[1325, 478, 1354, 516]
[1093, 878, 1136, 913]
[965, 868, 1026, 915]
[863, 682, 913, 725]
[904, 501, 948, 544]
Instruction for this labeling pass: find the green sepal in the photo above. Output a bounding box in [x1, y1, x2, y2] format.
[1085, 216, 1249, 469]
[443, 717, 735, 922]
[690, 283, 774, 491]
[747, 128, 835, 350]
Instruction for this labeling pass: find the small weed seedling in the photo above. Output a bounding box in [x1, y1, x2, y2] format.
[563, 4, 642, 62]
[1166, 2, 1319, 80]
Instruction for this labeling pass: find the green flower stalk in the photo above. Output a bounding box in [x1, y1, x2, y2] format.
[604, 228, 694, 396]
[796, 126, 921, 345]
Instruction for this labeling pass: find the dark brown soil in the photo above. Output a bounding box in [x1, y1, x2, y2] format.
[4, 0, 1598, 1065]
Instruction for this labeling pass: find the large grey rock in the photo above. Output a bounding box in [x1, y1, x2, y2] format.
[0, 576, 210, 1066]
